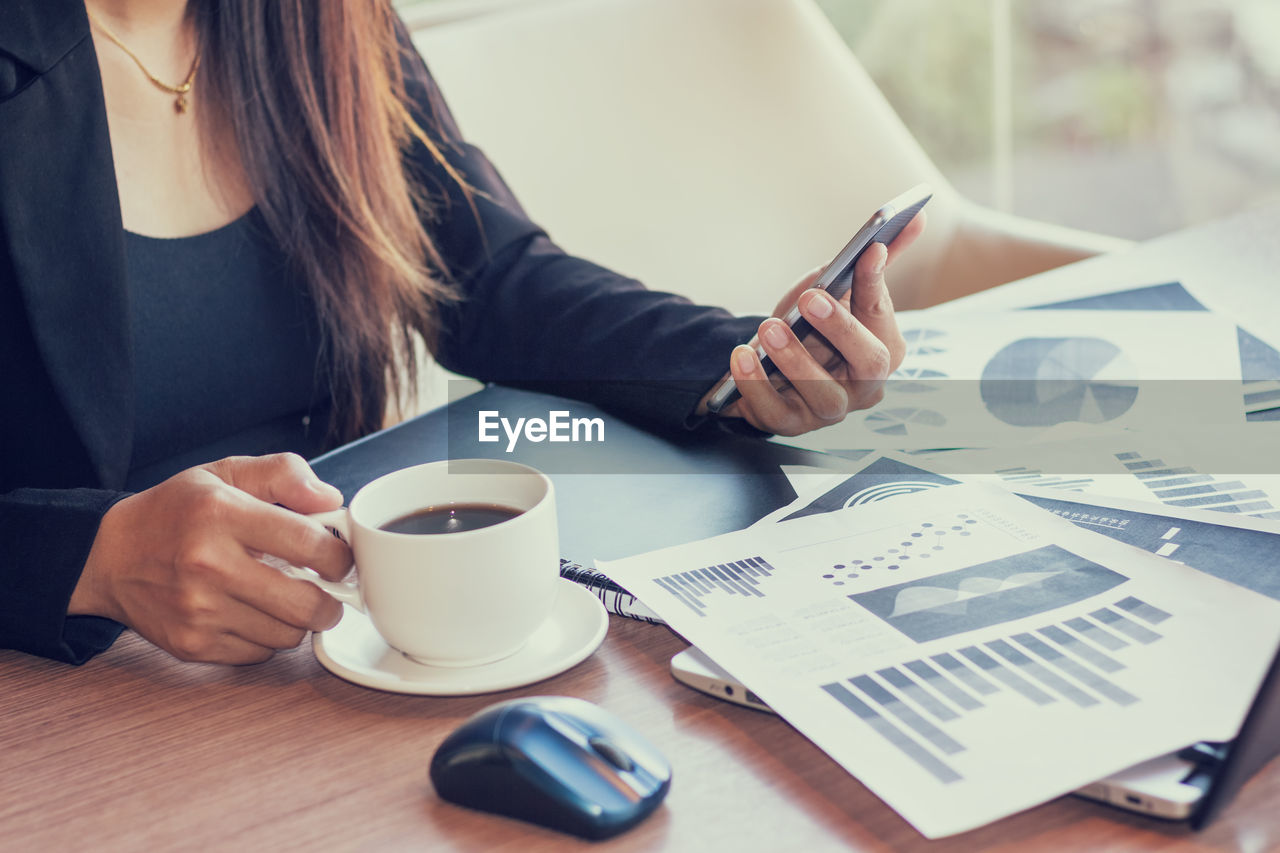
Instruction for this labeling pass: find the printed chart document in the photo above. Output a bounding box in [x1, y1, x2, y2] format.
[773, 452, 1280, 603]
[784, 310, 1243, 452]
[922, 277, 1280, 423]
[601, 485, 1280, 838]
[923, 426, 1280, 522]
[928, 277, 1280, 380]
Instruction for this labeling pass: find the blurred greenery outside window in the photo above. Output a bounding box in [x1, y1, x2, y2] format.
[396, 0, 1280, 240]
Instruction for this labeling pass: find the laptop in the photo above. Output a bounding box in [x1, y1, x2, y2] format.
[671, 641, 1280, 827]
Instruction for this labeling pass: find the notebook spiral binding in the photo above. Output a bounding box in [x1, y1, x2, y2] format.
[559, 559, 665, 624]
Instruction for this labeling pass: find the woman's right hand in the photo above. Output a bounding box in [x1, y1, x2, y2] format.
[69, 453, 353, 664]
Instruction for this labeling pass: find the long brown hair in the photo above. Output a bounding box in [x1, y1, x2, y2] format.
[193, 0, 459, 441]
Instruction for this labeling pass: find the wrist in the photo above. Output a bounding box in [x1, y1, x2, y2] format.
[68, 495, 132, 622]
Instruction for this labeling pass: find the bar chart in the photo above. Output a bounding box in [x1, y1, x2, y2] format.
[653, 556, 779, 616]
[992, 465, 1098, 492]
[1116, 450, 1280, 520]
[818, 595, 1170, 783]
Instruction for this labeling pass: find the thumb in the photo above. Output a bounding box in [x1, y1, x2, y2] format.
[204, 453, 344, 513]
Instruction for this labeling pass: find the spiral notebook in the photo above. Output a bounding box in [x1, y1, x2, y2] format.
[560, 559, 663, 624]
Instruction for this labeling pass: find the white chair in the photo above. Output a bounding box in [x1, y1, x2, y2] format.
[399, 0, 1132, 419]
[409, 0, 1129, 317]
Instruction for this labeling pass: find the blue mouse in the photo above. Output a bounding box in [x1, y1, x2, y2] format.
[430, 696, 672, 840]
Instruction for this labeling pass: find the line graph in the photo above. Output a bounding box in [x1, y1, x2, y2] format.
[849, 545, 1128, 642]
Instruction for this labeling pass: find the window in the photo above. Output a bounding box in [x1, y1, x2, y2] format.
[818, 0, 1280, 239]
[398, 0, 1280, 239]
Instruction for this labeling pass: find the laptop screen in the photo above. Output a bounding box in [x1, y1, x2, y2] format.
[1192, 638, 1280, 829]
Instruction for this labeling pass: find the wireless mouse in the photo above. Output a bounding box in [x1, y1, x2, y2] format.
[429, 695, 672, 840]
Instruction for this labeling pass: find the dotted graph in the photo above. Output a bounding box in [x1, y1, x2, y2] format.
[820, 514, 979, 587]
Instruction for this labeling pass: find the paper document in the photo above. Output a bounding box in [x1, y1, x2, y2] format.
[784, 310, 1243, 452]
[927, 278, 1280, 420]
[922, 427, 1280, 522]
[601, 485, 1280, 838]
[775, 453, 1280, 603]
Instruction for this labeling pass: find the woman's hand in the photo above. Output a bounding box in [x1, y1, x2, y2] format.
[69, 453, 352, 664]
[702, 211, 925, 436]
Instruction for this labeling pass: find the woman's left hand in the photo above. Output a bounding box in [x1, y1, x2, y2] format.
[700, 211, 925, 436]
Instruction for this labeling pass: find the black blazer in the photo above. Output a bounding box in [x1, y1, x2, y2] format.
[0, 0, 757, 663]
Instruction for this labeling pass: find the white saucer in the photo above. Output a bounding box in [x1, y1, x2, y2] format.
[312, 579, 608, 695]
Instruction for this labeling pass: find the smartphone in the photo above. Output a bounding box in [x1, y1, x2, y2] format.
[670, 647, 774, 713]
[703, 183, 933, 414]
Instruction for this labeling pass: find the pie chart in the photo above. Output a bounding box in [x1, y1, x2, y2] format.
[980, 337, 1138, 426]
[902, 328, 946, 357]
[890, 367, 948, 393]
[864, 407, 947, 436]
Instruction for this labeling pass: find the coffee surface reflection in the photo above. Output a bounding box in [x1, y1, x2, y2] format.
[379, 503, 523, 535]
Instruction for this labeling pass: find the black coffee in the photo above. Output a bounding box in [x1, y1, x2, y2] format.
[379, 503, 522, 535]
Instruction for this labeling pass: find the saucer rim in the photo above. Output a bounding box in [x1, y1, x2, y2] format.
[312, 578, 608, 696]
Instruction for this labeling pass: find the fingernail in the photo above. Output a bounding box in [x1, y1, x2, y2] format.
[803, 290, 834, 319]
[733, 345, 756, 375]
[871, 245, 887, 276]
[310, 480, 341, 499]
[762, 320, 789, 349]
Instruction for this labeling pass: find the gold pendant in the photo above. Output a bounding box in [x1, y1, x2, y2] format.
[174, 93, 188, 114]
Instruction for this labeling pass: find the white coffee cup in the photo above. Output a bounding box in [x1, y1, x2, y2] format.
[300, 459, 560, 667]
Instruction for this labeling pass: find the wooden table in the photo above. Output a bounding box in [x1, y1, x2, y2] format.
[4, 206, 1279, 851]
[2, 616, 1277, 851]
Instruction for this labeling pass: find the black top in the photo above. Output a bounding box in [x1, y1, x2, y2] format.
[123, 211, 330, 492]
[0, 1, 762, 664]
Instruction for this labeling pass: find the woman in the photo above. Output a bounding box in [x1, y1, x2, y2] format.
[0, 0, 921, 665]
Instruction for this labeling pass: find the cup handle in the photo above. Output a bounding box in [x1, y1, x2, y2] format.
[277, 509, 366, 613]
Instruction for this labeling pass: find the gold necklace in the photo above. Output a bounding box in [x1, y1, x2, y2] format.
[86, 9, 202, 114]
